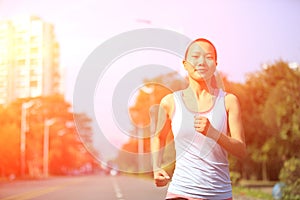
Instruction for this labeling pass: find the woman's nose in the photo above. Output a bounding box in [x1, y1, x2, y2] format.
[197, 56, 205, 66]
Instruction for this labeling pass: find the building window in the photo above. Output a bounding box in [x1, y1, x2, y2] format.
[30, 80, 38, 87]
[30, 47, 39, 54]
[30, 58, 39, 66]
[17, 59, 26, 65]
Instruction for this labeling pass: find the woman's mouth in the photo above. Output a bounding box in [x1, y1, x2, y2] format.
[194, 68, 208, 73]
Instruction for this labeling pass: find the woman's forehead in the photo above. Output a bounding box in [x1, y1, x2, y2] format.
[188, 41, 215, 54]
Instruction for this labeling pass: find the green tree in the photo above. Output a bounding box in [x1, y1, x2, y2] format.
[239, 61, 300, 181]
[0, 123, 20, 177]
[262, 63, 300, 159]
[279, 157, 300, 199]
[0, 95, 99, 178]
[0, 102, 26, 177]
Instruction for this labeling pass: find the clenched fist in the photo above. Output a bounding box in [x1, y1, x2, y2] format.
[194, 115, 221, 141]
[153, 168, 170, 187]
[194, 115, 211, 135]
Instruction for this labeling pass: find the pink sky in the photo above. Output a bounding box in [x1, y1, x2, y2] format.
[1, 0, 300, 160]
[1, 0, 300, 85]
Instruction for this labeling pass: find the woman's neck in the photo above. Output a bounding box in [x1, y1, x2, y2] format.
[188, 77, 215, 97]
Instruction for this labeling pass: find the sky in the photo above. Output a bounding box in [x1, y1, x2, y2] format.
[1, 0, 300, 161]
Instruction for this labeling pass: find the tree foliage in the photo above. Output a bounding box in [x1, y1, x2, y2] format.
[279, 157, 300, 199]
[0, 95, 99, 178]
[223, 61, 300, 181]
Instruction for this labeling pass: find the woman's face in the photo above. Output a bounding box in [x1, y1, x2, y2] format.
[185, 41, 217, 81]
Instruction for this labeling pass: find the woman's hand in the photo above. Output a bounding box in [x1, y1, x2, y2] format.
[194, 115, 221, 141]
[153, 168, 170, 187]
[194, 115, 210, 135]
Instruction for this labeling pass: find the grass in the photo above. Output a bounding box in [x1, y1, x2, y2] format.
[232, 185, 273, 200]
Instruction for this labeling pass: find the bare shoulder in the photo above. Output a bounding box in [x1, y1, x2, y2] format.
[160, 93, 175, 117]
[224, 92, 241, 112]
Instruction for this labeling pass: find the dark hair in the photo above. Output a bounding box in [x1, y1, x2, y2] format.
[184, 38, 217, 62]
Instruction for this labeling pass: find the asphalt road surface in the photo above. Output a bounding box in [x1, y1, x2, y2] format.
[0, 174, 271, 200]
[0, 174, 167, 200]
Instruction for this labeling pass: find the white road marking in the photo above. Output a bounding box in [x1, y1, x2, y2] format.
[111, 177, 125, 200]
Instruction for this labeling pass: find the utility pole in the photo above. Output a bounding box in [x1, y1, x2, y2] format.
[43, 118, 56, 178]
[20, 101, 34, 177]
[140, 85, 155, 173]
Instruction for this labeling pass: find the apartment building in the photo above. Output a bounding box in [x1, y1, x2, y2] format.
[0, 16, 60, 104]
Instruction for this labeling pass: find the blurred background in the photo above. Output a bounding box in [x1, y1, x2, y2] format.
[0, 0, 299, 199]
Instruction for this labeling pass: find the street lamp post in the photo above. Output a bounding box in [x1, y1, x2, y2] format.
[137, 125, 144, 172]
[43, 118, 56, 178]
[141, 85, 156, 135]
[20, 101, 34, 177]
[140, 85, 155, 172]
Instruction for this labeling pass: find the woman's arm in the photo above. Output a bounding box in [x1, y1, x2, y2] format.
[219, 93, 247, 159]
[151, 94, 173, 186]
[194, 93, 247, 159]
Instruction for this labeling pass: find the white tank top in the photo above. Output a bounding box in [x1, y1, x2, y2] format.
[167, 89, 232, 200]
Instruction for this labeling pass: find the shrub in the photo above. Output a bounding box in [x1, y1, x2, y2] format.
[230, 171, 241, 185]
[279, 157, 300, 200]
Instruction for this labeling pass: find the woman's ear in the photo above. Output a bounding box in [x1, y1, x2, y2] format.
[182, 60, 187, 69]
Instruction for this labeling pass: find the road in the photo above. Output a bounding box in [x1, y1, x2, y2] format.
[0, 175, 271, 200]
[0, 175, 167, 200]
